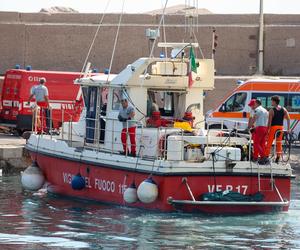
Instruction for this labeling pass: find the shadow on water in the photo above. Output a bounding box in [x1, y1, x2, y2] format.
[0, 174, 299, 249]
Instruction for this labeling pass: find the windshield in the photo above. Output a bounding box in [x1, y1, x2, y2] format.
[221, 92, 247, 112]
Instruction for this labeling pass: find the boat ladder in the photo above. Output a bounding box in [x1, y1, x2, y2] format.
[257, 161, 286, 203]
[257, 161, 274, 192]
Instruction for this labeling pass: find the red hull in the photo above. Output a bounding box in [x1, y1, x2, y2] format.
[31, 152, 291, 214]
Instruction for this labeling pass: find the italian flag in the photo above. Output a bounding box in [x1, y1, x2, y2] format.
[188, 46, 197, 88]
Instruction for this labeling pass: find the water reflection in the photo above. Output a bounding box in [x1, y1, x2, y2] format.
[0, 175, 299, 249]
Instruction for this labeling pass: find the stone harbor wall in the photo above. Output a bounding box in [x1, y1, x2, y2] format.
[0, 12, 300, 112]
[0, 12, 300, 76]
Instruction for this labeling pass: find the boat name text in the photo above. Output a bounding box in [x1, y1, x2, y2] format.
[208, 185, 248, 195]
[63, 172, 116, 193]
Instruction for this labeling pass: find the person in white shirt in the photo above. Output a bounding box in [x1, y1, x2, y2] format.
[27, 78, 50, 133]
[247, 99, 268, 164]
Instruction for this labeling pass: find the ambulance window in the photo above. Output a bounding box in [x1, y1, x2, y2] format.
[289, 94, 300, 112]
[252, 94, 267, 108]
[222, 92, 247, 112]
[267, 95, 285, 108]
[252, 93, 288, 110]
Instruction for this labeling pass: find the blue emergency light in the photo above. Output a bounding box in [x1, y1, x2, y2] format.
[160, 53, 165, 58]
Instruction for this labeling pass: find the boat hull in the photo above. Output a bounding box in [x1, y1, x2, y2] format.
[29, 151, 291, 214]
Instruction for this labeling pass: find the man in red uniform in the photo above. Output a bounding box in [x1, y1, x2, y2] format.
[247, 99, 269, 164]
[265, 95, 290, 163]
[27, 78, 50, 133]
[118, 97, 136, 157]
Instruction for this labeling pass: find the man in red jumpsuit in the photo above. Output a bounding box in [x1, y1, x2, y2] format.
[27, 78, 49, 133]
[118, 97, 136, 157]
[247, 99, 269, 164]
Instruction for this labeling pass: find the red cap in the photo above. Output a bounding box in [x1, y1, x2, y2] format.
[248, 99, 256, 107]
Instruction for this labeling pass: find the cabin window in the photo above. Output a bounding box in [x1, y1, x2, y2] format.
[162, 92, 174, 116]
[87, 87, 97, 112]
[147, 90, 174, 117]
[222, 92, 247, 112]
[82, 87, 89, 107]
[112, 89, 123, 111]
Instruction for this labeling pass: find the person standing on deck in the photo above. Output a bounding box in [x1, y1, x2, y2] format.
[118, 97, 136, 157]
[247, 99, 269, 164]
[27, 78, 50, 133]
[265, 95, 290, 163]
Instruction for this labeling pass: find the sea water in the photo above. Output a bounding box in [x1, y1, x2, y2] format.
[0, 174, 299, 249]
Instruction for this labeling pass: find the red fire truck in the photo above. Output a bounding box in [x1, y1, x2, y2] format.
[0, 69, 85, 134]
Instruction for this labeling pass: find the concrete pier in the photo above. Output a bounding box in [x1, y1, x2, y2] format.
[0, 133, 30, 174]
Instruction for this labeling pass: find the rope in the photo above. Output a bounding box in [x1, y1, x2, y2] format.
[106, 0, 126, 82]
[161, 0, 168, 58]
[121, 87, 147, 119]
[132, 145, 144, 182]
[80, 0, 111, 76]
[192, 30, 205, 59]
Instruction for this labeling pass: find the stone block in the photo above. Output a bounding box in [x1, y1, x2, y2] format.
[0, 12, 20, 22]
[0, 158, 27, 174]
[0, 145, 24, 159]
[0, 23, 25, 74]
[264, 26, 300, 76]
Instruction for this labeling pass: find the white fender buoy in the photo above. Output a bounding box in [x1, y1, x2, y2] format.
[123, 182, 138, 203]
[21, 161, 45, 191]
[137, 177, 158, 203]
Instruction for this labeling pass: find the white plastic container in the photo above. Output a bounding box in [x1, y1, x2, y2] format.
[204, 146, 241, 161]
[167, 136, 184, 160]
[184, 147, 203, 161]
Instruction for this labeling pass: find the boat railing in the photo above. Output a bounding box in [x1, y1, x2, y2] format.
[83, 116, 145, 155]
[31, 107, 291, 164]
[206, 118, 249, 131]
[205, 119, 253, 162]
[31, 106, 249, 161]
[157, 126, 185, 160]
[30, 102, 80, 135]
[31, 105, 56, 135]
[273, 129, 291, 164]
[81, 117, 188, 160]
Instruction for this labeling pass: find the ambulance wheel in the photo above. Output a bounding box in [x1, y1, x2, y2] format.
[16, 129, 24, 136]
